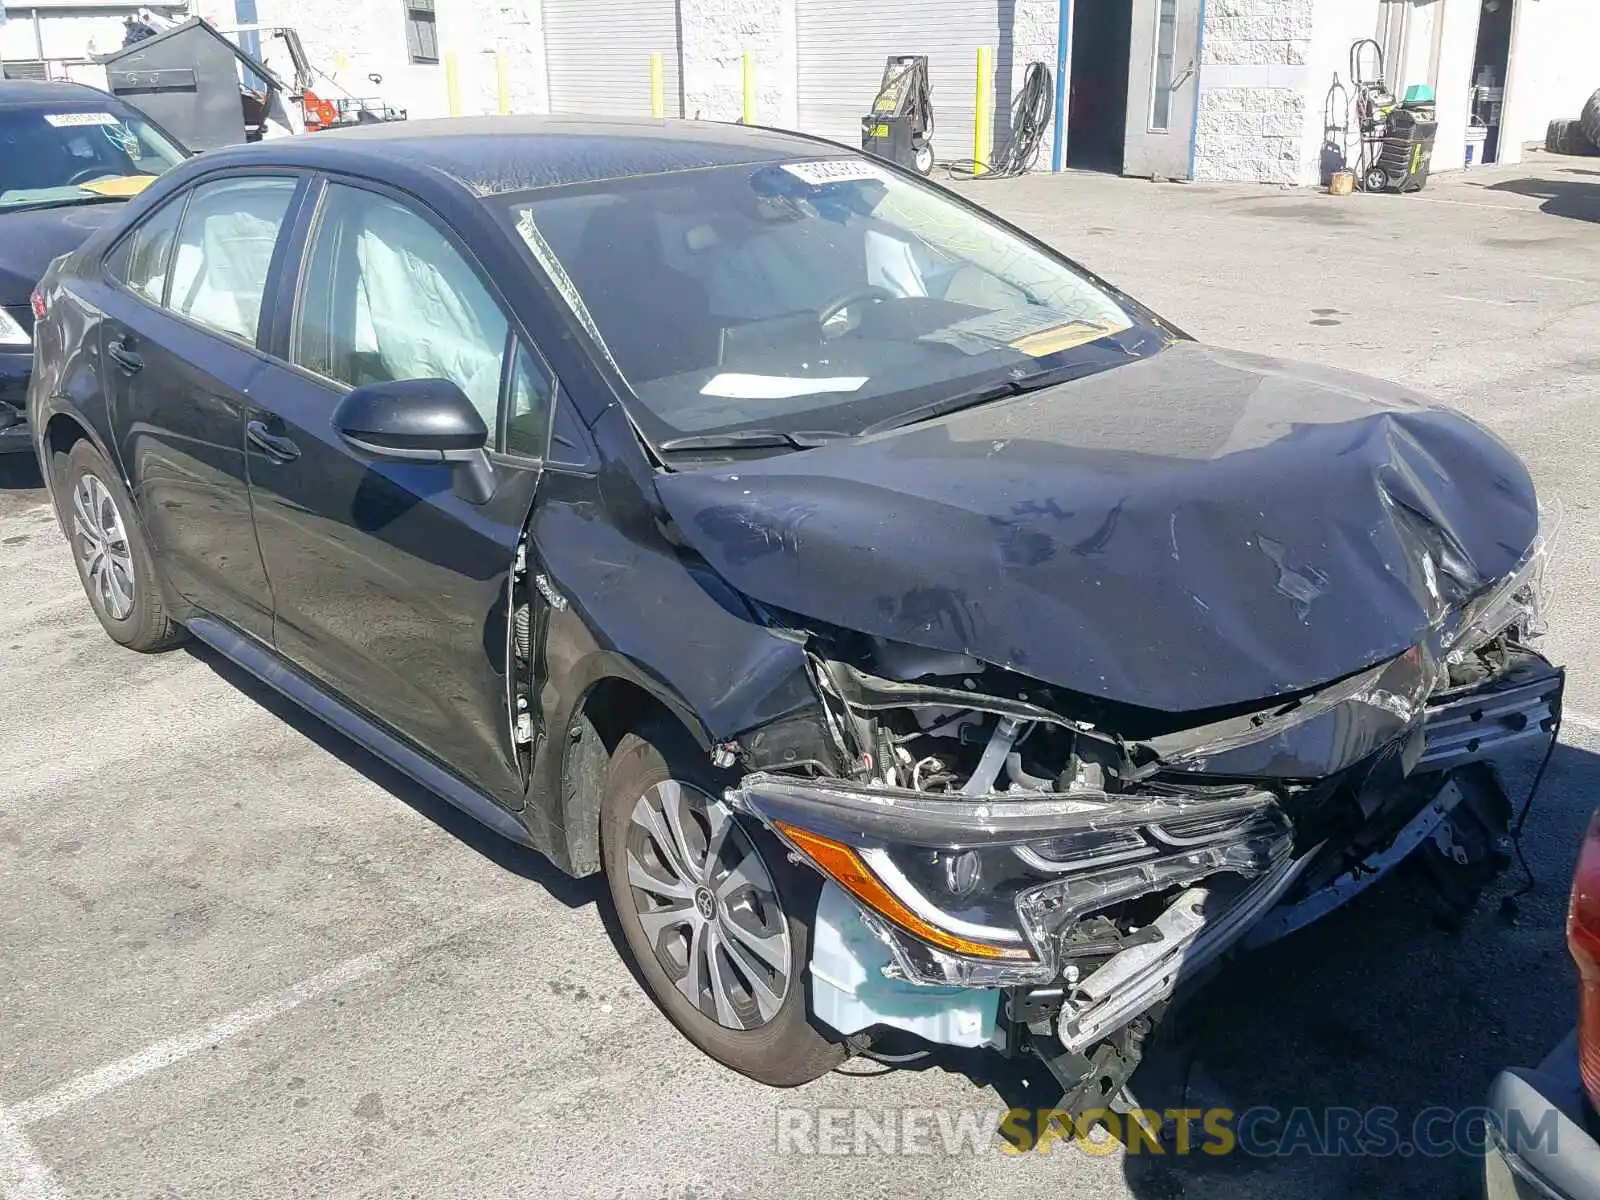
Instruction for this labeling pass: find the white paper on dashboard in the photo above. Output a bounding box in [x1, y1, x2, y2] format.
[700, 373, 869, 399]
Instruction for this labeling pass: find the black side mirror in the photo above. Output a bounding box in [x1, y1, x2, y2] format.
[331, 378, 497, 504]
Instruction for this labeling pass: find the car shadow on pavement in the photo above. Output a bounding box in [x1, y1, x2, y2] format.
[1110, 737, 1598, 1199]
[183, 641, 605, 910]
[0, 453, 43, 490]
[1481, 173, 1600, 223]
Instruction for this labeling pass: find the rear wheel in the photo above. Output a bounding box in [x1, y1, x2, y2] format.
[56, 439, 186, 652]
[601, 719, 844, 1085]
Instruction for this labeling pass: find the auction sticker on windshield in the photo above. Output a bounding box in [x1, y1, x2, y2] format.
[44, 112, 119, 127]
[779, 159, 887, 186]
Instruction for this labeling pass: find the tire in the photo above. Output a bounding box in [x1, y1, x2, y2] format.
[55, 439, 187, 652]
[1580, 88, 1600, 151]
[601, 718, 845, 1086]
[1546, 118, 1599, 157]
[913, 141, 935, 176]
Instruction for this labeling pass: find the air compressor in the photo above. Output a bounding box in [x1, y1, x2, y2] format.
[861, 55, 935, 175]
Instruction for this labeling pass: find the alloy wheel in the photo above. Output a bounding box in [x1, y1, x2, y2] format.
[71, 473, 135, 621]
[624, 780, 792, 1030]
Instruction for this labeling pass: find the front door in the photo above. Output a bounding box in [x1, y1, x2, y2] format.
[101, 173, 302, 642]
[246, 178, 552, 809]
[1124, 0, 1203, 179]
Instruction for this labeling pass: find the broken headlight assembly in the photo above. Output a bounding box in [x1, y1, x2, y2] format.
[1441, 513, 1554, 664]
[728, 770, 1293, 987]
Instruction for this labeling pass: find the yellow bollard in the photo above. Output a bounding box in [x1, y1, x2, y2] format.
[742, 52, 756, 124]
[972, 47, 992, 175]
[495, 52, 510, 114]
[649, 51, 665, 118]
[444, 52, 461, 117]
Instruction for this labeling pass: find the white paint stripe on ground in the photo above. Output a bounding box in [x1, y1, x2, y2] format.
[8, 888, 532, 1131]
[0, 1109, 65, 1200]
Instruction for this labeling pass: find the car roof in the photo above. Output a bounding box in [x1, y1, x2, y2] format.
[0, 80, 118, 109]
[197, 115, 858, 196]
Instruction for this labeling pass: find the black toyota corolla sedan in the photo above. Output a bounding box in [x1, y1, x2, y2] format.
[0, 80, 188, 453]
[27, 116, 1562, 1105]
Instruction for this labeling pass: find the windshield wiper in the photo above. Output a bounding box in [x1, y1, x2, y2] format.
[858, 365, 1088, 436]
[657, 428, 845, 453]
[2, 195, 127, 213]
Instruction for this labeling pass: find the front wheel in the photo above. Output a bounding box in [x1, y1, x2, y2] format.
[601, 720, 845, 1086]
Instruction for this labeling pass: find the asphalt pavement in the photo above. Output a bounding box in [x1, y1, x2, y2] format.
[2, 151, 1598, 1200]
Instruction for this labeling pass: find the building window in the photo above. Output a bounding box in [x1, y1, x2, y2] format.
[405, 0, 439, 65]
[1148, 0, 1177, 131]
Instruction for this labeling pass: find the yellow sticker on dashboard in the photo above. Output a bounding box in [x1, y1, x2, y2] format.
[1009, 319, 1127, 357]
[78, 175, 156, 198]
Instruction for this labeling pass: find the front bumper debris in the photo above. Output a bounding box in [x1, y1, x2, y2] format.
[1419, 650, 1563, 772]
[727, 642, 1562, 1112]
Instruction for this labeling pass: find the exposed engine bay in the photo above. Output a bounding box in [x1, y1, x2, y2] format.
[722, 534, 1561, 1115]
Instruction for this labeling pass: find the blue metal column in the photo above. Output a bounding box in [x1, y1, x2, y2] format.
[1051, 0, 1072, 170]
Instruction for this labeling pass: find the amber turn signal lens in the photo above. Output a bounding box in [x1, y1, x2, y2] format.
[776, 822, 1034, 962]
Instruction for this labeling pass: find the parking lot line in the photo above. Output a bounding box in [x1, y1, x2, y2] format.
[6, 887, 534, 1134]
[0, 1109, 64, 1200]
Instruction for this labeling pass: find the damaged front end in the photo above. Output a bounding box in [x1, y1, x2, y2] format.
[722, 534, 1561, 1114]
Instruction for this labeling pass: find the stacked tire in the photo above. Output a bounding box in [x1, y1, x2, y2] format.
[1546, 88, 1600, 156]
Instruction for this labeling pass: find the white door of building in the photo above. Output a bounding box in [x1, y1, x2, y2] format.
[1124, 0, 1202, 178]
[544, 0, 682, 118]
[795, 0, 1007, 161]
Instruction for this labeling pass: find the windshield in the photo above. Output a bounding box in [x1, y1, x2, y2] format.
[0, 106, 187, 212]
[501, 157, 1170, 447]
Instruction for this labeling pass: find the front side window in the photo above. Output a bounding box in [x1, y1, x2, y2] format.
[0, 105, 187, 213]
[502, 158, 1166, 447]
[167, 176, 297, 343]
[504, 341, 554, 459]
[107, 192, 186, 304]
[292, 183, 509, 431]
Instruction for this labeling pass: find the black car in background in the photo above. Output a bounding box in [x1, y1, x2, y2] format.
[0, 81, 187, 453]
[26, 117, 1562, 1108]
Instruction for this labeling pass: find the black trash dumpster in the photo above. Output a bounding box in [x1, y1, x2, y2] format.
[99, 18, 280, 151]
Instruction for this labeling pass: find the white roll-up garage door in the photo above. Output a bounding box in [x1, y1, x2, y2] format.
[796, 2, 1005, 158]
[544, 0, 682, 118]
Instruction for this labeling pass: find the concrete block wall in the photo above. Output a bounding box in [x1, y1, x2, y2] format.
[1009, 0, 1059, 164]
[1192, 0, 1316, 185]
[678, 0, 797, 127]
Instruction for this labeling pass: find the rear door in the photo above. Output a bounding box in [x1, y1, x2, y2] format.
[100, 171, 305, 642]
[246, 176, 553, 808]
[1124, 0, 1203, 179]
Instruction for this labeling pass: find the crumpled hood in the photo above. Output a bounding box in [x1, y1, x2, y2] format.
[0, 204, 121, 305]
[654, 343, 1539, 714]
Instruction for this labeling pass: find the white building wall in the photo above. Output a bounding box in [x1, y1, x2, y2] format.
[1502, 0, 1600, 161]
[679, 0, 797, 126]
[1299, 0, 1383, 185]
[1192, 0, 1315, 185]
[1430, 0, 1479, 172]
[1011, 0, 1058, 164]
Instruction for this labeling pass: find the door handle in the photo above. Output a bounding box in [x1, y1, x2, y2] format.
[1170, 59, 1197, 89]
[107, 338, 142, 374]
[246, 419, 300, 462]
